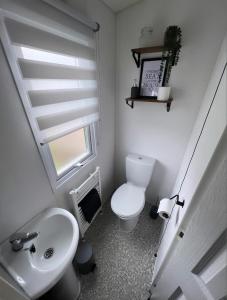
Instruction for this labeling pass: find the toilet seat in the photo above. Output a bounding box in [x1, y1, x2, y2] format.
[111, 183, 145, 219]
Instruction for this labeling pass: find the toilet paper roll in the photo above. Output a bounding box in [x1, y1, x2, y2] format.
[158, 198, 173, 219]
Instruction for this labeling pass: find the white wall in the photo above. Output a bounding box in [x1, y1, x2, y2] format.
[0, 40, 55, 243]
[115, 0, 227, 202]
[0, 0, 115, 244]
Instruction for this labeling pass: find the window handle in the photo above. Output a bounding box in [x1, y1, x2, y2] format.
[74, 162, 84, 167]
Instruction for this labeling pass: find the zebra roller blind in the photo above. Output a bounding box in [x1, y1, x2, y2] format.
[1, 14, 99, 144]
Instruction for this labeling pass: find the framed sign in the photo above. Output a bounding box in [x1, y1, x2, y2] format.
[139, 57, 167, 97]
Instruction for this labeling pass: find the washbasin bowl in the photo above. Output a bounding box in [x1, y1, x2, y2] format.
[0, 207, 79, 299]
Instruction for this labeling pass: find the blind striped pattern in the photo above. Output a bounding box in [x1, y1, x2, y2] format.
[4, 17, 99, 144]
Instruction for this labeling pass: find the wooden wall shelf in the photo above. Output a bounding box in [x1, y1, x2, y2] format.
[125, 97, 173, 112]
[131, 46, 165, 67]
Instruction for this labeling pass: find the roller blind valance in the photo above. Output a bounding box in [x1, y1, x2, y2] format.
[2, 16, 99, 144]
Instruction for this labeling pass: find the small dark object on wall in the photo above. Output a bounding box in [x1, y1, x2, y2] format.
[149, 205, 159, 219]
[131, 86, 139, 98]
[178, 231, 184, 238]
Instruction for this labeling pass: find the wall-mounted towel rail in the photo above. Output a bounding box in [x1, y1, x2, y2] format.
[69, 167, 102, 238]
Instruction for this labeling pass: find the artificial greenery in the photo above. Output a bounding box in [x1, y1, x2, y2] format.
[159, 26, 182, 86]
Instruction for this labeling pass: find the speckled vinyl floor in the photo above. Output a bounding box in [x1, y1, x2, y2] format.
[78, 202, 162, 300]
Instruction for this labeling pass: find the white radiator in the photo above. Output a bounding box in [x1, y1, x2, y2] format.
[69, 167, 102, 237]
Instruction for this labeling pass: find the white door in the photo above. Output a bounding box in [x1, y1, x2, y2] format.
[151, 137, 227, 299]
[153, 36, 227, 279]
[150, 36, 227, 300]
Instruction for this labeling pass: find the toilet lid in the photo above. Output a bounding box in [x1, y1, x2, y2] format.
[111, 183, 145, 218]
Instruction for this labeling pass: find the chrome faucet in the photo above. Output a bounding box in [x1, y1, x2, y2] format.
[9, 232, 38, 252]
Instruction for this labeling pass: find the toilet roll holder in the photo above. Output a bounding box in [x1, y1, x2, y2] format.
[170, 194, 185, 207]
[154, 195, 184, 258]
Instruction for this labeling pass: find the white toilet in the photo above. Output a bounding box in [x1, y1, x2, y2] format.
[111, 154, 156, 231]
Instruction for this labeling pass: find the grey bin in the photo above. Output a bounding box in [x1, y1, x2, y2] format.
[75, 241, 96, 274]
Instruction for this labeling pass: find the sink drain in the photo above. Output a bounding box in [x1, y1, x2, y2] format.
[44, 248, 54, 259]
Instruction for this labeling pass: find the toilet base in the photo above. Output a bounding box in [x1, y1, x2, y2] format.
[119, 215, 139, 232]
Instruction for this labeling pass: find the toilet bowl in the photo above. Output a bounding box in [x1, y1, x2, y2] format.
[111, 183, 145, 231]
[111, 154, 155, 231]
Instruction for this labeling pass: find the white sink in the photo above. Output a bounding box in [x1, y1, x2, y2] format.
[0, 208, 79, 299]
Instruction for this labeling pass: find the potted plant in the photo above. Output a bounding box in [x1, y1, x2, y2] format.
[159, 26, 182, 86]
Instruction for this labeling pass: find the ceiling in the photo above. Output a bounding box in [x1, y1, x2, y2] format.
[102, 0, 141, 13]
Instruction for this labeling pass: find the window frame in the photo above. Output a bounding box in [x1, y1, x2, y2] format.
[41, 123, 97, 189]
[0, 11, 98, 191]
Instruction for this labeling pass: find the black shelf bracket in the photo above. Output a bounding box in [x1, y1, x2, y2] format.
[167, 101, 171, 112]
[126, 98, 134, 108]
[131, 50, 141, 68]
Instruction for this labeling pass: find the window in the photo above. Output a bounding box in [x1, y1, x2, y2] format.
[49, 127, 92, 177]
[1, 15, 99, 188]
